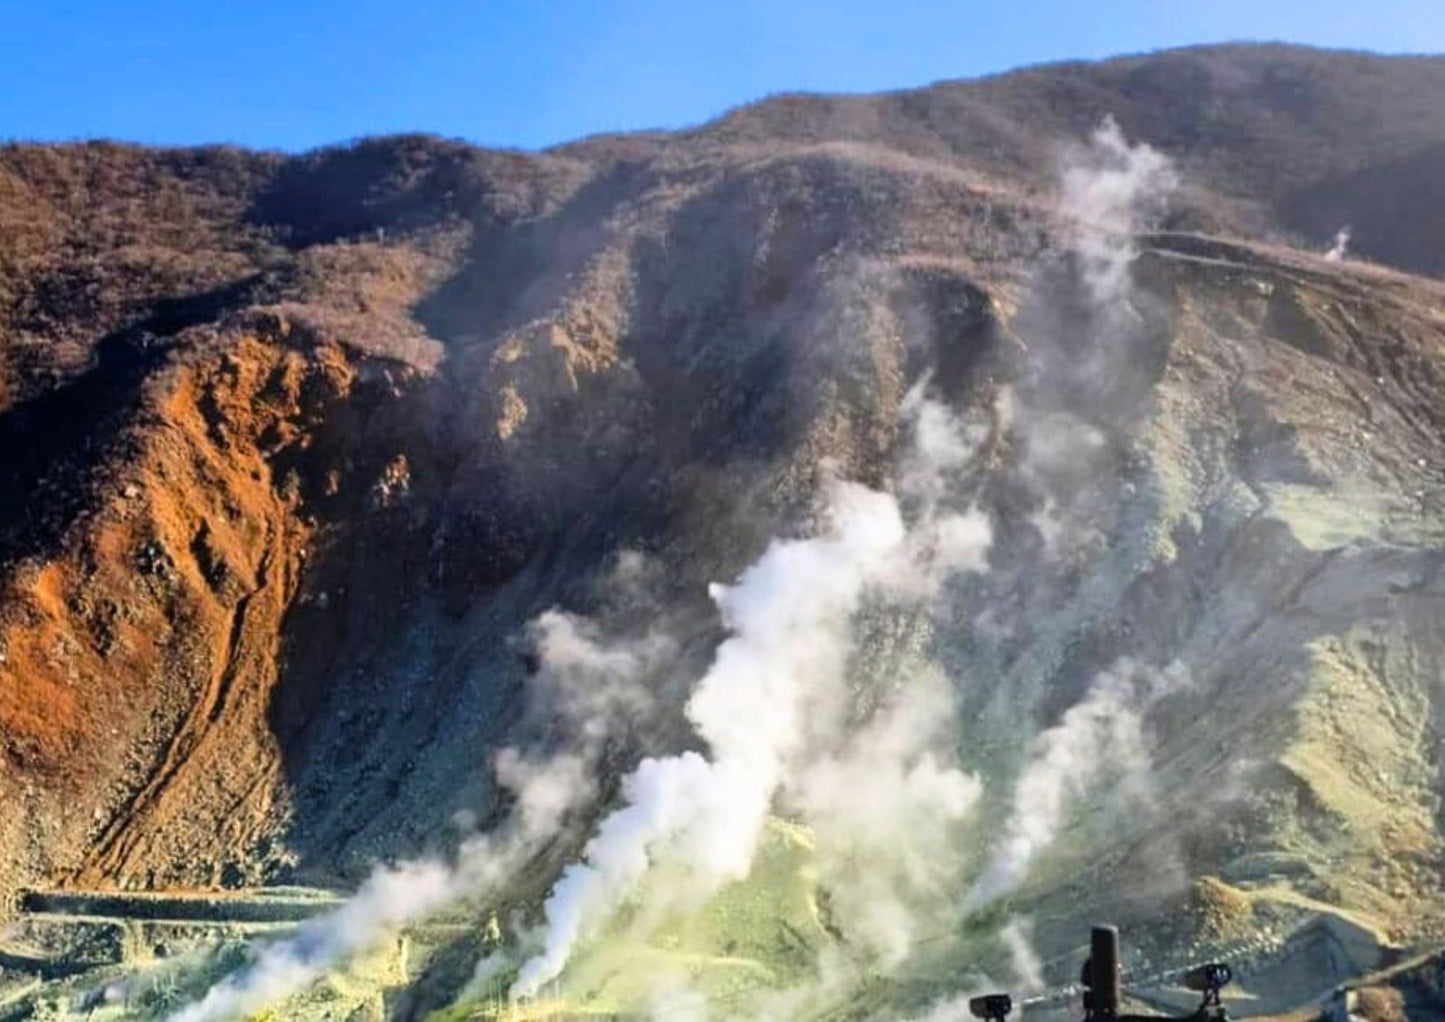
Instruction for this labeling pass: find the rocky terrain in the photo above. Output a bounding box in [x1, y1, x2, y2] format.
[0, 42, 1443, 1020]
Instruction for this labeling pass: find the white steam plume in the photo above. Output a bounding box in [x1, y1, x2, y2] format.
[939, 118, 1185, 985]
[650, 981, 711, 1022]
[787, 667, 981, 965]
[168, 114, 1197, 1022]
[169, 380, 988, 1018]
[511, 388, 992, 999]
[1325, 226, 1351, 262]
[1059, 115, 1176, 309]
[168, 749, 597, 1022]
[166, 580, 671, 1021]
[167, 860, 453, 1022]
[1000, 917, 1044, 994]
[964, 659, 1189, 913]
[511, 481, 905, 996]
[992, 118, 1177, 567]
[524, 606, 674, 743]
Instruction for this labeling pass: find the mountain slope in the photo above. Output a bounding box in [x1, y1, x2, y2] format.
[0, 41, 1443, 1020]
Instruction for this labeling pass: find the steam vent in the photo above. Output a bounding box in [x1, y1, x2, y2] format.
[2, 42, 1444, 1021]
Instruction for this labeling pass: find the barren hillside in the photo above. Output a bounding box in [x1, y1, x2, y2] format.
[1, 42, 1443, 1021]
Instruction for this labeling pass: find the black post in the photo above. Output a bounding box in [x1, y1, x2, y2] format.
[1090, 925, 1121, 1019]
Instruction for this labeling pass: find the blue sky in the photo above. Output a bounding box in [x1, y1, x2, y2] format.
[2, 0, 1442, 152]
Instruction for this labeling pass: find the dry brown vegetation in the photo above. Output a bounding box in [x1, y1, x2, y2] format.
[0, 47, 1442, 1019]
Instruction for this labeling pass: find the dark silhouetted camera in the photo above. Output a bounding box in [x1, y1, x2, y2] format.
[1182, 962, 1233, 993]
[968, 993, 1013, 1020]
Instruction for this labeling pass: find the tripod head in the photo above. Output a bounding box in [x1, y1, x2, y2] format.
[966, 922, 1233, 1022]
[1079, 925, 1232, 1021]
[968, 993, 1013, 1021]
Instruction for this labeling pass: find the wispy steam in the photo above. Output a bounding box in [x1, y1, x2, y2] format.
[1059, 115, 1177, 309]
[512, 399, 994, 996]
[168, 861, 453, 1022]
[1325, 226, 1351, 262]
[788, 666, 981, 965]
[1000, 918, 1044, 994]
[964, 659, 1190, 913]
[651, 980, 711, 1022]
[522, 606, 675, 744]
[164, 596, 664, 1021]
[992, 117, 1178, 565]
[166, 740, 601, 1021]
[168, 114, 1195, 1021]
[942, 117, 1183, 987]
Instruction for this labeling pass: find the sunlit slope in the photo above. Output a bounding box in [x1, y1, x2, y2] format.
[1, 43, 1444, 1022]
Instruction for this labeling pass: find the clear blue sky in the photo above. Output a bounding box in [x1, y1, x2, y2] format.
[2, 0, 1442, 152]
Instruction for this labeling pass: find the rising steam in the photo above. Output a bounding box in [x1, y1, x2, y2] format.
[165, 749, 594, 1022]
[963, 659, 1190, 914]
[512, 390, 993, 997]
[166, 115, 1192, 1020]
[166, 861, 452, 1022]
[160, 617, 654, 1022]
[1325, 226, 1351, 262]
[1060, 115, 1177, 308]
